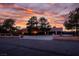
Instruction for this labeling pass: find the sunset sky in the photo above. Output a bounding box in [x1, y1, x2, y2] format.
[0, 3, 79, 30]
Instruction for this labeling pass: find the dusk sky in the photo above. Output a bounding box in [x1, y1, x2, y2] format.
[0, 3, 79, 30]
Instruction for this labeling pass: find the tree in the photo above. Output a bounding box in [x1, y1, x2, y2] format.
[39, 17, 51, 35]
[2, 19, 15, 33]
[0, 25, 2, 32]
[26, 16, 38, 34]
[0, 25, 2, 29]
[64, 8, 79, 36]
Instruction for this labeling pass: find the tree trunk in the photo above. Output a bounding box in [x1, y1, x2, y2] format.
[75, 23, 79, 36]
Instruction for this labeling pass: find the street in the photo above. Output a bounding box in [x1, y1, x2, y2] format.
[0, 38, 79, 56]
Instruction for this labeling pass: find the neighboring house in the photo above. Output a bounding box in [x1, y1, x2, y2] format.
[51, 27, 63, 35]
[51, 27, 63, 32]
[16, 28, 27, 35]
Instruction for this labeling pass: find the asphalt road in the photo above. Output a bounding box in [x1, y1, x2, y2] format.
[0, 38, 79, 56]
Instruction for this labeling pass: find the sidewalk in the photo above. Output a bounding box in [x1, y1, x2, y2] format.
[53, 35, 79, 40]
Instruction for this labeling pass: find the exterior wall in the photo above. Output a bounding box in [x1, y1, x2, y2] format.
[51, 28, 63, 32]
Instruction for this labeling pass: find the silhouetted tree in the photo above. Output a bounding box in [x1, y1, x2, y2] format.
[0, 25, 2, 29]
[0, 25, 2, 32]
[26, 16, 38, 34]
[39, 17, 51, 35]
[2, 19, 15, 33]
[64, 8, 79, 36]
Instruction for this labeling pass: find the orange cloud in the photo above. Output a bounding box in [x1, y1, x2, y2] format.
[25, 9, 33, 14]
[15, 20, 26, 28]
[53, 24, 64, 28]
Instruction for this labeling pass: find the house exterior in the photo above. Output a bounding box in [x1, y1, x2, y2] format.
[51, 27, 63, 32]
[51, 27, 63, 35]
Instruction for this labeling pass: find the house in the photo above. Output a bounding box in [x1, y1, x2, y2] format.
[51, 27, 63, 31]
[51, 27, 63, 35]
